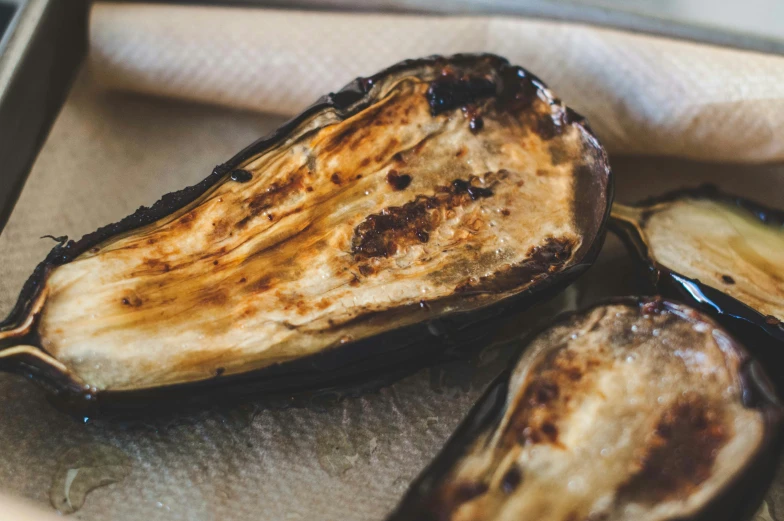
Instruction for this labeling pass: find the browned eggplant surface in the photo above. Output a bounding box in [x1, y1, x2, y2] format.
[388, 298, 781, 521]
[610, 188, 784, 387]
[0, 54, 611, 406]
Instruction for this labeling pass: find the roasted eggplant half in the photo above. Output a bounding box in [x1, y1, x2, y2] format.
[388, 297, 782, 521]
[611, 187, 784, 390]
[0, 54, 612, 412]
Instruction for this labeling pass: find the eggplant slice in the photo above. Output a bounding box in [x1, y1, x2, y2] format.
[611, 187, 784, 389]
[0, 54, 611, 411]
[388, 298, 782, 521]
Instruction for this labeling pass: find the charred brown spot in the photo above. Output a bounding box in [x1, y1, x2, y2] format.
[135, 257, 171, 275]
[500, 208, 510, 216]
[177, 211, 197, 229]
[121, 295, 142, 307]
[323, 103, 386, 152]
[230, 169, 253, 183]
[214, 367, 225, 377]
[324, 123, 360, 151]
[209, 219, 231, 239]
[535, 112, 564, 140]
[387, 170, 412, 191]
[452, 178, 493, 200]
[247, 276, 273, 294]
[501, 342, 604, 450]
[426, 75, 496, 116]
[200, 289, 228, 307]
[618, 396, 728, 502]
[548, 142, 569, 165]
[541, 422, 558, 440]
[358, 264, 375, 277]
[236, 216, 252, 229]
[513, 378, 565, 446]
[351, 201, 431, 259]
[721, 275, 735, 284]
[529, 380, 559, 406]
[248, 172, 303, 216]
[501, 466, 523, 493]
[351, 175, 499, 260]
[331, 173, 342, 185]
[498, 66, 538, 111]
[456, 237, 574, 294]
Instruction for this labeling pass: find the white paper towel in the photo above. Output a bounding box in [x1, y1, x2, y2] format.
[89, 3, 784, 163]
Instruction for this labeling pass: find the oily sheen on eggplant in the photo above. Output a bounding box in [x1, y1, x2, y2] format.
[388, 298, 782, 521]
[0, 54, 611, 411]
[611, 187, 784, 389]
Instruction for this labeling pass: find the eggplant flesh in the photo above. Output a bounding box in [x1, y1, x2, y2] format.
[613, 192, 784, 321]
[610, 188, 784, 387]
[388, 298, 781, 521]
[0, 54, 611, 403]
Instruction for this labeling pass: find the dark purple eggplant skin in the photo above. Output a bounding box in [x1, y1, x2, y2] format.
[610, 185, 784, 394]
[386, 297, 783, 521]
[0, 54, 613, 417]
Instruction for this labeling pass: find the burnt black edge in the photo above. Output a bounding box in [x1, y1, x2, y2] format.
[386, 296, 783, 521]
[0, 53, 612, 412]
[609, 189, 784, 389]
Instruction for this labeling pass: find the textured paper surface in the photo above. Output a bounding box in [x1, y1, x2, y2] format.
[89, 2, 784, 163]
[0, 69, 783, 520]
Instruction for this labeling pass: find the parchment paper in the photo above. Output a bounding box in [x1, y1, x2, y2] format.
[0, 70, 782, 521]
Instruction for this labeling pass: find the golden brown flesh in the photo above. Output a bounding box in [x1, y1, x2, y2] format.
[400, 300, 778, 521]
[7, 57, 606, 393]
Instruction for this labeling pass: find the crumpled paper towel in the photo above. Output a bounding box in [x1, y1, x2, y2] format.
[89, 2, 784, 163]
